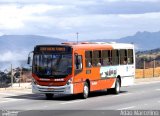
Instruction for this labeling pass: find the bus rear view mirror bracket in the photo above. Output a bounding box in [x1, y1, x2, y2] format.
[27, 51, 33, 65]
[27, 56, 31, 64]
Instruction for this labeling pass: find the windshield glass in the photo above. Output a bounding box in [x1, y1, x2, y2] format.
[33, 53, 72, 78]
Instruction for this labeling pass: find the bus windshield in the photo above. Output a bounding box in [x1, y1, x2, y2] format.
[33, 53, 72, 78]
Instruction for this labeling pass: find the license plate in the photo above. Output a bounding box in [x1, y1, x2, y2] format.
[47, 88, 54, 90]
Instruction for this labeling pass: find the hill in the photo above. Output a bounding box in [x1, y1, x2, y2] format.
[0, 35, 66, 52]
[136, 48, 160, 69]
[91, 31, 160, 50]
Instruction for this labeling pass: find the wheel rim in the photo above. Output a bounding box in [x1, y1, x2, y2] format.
[84, 84, 89, 97]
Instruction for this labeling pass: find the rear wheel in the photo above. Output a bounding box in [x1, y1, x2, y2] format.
[45, 93, 54, 100]
[113, 78, 120, 94]
[82, 82, 89, 99]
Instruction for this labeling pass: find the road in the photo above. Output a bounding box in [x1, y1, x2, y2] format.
[0, 81, 160, 116]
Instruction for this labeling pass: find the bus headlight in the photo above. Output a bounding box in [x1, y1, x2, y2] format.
[32, 78, 37, 85]
[66, 78, 72, 85]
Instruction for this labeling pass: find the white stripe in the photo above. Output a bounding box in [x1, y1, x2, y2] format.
[155, 89, 160, 91]
[60, 100, 84, 105]
[0, 93, 16, 96]
[117, 106, 135, 110]
[0, 99, 24, 103]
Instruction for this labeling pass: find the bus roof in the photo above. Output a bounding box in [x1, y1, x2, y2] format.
[35, 42, 134, 51]
[64, 42, 134, 50]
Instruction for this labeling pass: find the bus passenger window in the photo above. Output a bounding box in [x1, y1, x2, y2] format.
[102, 50, 111, 66]
[85, 51, 92, 68]
[120, 49, 127, 65]
[112, 50, 119, 65]
[128, 49, 134, 64]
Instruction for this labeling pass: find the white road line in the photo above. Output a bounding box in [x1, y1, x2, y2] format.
[0, 93, 17, 96]
[117, 106, 135, 110]
[0, 99, 24, 103]
[43, 106, 48, 108]
[155, 89, 160, 91]
[60, 100, 84, 105]
[108, 92, 133, 98]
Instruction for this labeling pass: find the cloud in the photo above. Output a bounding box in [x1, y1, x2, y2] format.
[106, 0, 159, 2]
[0, 51, 28, 62]
[0, 4, 55, 30]
[0, 0, 160, 40]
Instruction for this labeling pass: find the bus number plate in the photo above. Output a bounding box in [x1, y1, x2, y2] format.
[48, 88, 54, 91]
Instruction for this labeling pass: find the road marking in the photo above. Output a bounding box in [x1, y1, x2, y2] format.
[43, 106, 48, 108]
[117, 106, 135, 110]
[0, 98, 24, 103]
[60, 100, 84, 105]
[155, 89, 160, 91]
[0, 93, 17, 96]
[116, 92, 133, 96]
[108, 92, 134, 98]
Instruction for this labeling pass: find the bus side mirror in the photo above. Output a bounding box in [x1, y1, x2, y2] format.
[75, 54, 79, 64]
[75, 54, 82, 70]
[27, 51, 33, 65]
[27, 56, 31, 64]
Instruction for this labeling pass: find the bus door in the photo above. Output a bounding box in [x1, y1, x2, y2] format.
[73, 52, 85, 94]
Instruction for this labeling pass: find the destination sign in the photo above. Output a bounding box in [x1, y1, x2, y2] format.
[40, 47, 66, 52]
[34, 45, 72, 53]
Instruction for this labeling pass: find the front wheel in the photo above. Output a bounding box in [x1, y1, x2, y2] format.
[82, 82, 89, 99]
[45, 93, 54, 100]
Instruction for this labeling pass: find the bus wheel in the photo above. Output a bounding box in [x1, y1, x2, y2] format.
[82, 82, 89, 99]
[45, 93, 54, 100]
[113, 78, 120, 94]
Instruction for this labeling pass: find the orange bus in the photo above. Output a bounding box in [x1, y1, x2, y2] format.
[28, 42, 135, 99]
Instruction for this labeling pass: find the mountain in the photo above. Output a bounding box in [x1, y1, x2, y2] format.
[0, 35, 66, 52]
[91, 31, 160, 50]
[119, 31, 160, 50]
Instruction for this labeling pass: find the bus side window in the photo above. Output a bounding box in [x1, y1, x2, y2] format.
[120, 49, 127, 65]
[128, 49, 134, 64]
[85, 51, 92, 68]
[102, 50, 111, 66]
[93, 50, 101, 67]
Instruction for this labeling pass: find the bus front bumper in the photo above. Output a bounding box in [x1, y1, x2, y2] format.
[32, 83, 73, 95]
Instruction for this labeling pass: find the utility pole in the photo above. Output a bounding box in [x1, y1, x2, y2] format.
[11, 64, 13, 87]
[143, 59, 145, 78]
[153, 59, 155, 77]
[76, 32, 79, 44]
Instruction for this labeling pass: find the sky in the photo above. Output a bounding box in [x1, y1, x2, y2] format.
[0, 0, 160, 41]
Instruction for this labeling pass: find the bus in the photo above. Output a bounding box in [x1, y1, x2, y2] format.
[27, 42, 135, 99]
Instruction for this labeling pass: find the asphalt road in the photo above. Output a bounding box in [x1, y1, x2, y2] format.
[0, 81, 160, 116]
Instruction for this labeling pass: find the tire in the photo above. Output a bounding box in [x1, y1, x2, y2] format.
[45, 93, 54, 100]
[113, 78, 121, 94]
[82, 82, 89, 99]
